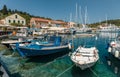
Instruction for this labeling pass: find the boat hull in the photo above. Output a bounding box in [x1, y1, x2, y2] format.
[108, 47, 120, 59]
[108, 40, 120, 59]
[74, 60, 97, 70]
[17, 45, 70, 57]
[70, 47, 99, 70]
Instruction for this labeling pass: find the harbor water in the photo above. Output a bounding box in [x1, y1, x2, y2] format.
[0, 32, 120, 77]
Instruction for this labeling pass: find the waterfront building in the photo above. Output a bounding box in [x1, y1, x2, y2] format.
[68, 22, 76, 28]
[0, 13, 26, 26]
[30, 17, 67, 28]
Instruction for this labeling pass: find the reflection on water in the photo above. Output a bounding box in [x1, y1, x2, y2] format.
[98, 32, 118, 39]
[26, 50, 70, 63]
[106, 54, 120, 76]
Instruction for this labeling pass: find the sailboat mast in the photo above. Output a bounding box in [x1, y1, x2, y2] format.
[84, 6, 87, 25]
[79, 6, 83, 24]
[70, 13, 72, 22]
[75, 3, 78, 23]
[69, 13, 72, 28]
[106, 14, 108, 25]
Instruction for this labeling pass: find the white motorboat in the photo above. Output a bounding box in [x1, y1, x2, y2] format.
[71, 46, 99, 70]
[108, 36, 120, 59]
[97, 24, 120, 32]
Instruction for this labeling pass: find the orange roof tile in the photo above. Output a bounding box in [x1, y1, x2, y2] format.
[30, 17, 67, 25]
[0, 20, 4, 24]
[31, 18, 50, 23]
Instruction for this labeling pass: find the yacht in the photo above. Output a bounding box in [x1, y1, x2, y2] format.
[97, 24, 120, 32]
[108, 36, 120, 59]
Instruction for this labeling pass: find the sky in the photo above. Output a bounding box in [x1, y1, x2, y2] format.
[0, 0, 120, 24]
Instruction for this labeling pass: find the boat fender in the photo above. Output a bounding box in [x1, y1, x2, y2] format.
[68, 43, 71, 49]
[115, 51, 119, 58]
[108, 47, 112, 53]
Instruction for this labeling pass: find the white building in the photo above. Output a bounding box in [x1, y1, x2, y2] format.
[30, 17, 67, 28]
[68, 22, 76, 28]
[1, 13, 26, 25]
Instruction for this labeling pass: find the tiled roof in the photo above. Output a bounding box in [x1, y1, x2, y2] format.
[51, 20, 67, 25]
[0, 20, 4, 24]
[31, 18, 50, 23]
[31, 17, 67, 25]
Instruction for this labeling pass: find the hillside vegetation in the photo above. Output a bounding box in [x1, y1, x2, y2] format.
[0, 5, 53, 26]
[89, 19, 120, 28]
[1, 5, 120, 28]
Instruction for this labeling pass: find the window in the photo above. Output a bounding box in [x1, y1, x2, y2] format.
[8, 20, 11, 23]
[13, 20, 15, 23]
[18, 20, 20, 24]
[15, 15, 17, 19]
[22, 21, 24, 24]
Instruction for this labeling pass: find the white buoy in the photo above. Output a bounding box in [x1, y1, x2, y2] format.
[115, 51, 119, 58]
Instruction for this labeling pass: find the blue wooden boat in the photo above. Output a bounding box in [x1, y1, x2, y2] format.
[16, 36, 72, 57]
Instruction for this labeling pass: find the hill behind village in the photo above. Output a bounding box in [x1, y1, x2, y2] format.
[1, 5, 120, 28]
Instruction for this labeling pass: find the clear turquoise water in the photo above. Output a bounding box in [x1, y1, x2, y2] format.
[0, 33, 119, 77]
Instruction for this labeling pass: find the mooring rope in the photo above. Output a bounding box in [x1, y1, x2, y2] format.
[56, 64, 75, 77]
[89, 67, 99, 77]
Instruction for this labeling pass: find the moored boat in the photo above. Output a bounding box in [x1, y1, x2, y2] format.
[108, 36, 120, 59]
[97, 24, 120, 32]
[16, 36, 72, 57]
[71, 46, 99, 70]
[1, 37, 32, 48]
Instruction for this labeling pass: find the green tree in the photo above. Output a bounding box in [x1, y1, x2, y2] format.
[2, 5, 8, 15]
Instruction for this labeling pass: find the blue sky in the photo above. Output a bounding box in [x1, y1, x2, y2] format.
[0, 0, 120, 23]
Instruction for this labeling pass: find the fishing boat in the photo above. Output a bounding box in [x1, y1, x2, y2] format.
[9, 36, 45, 51]
[1, 37, 24, 48]
[71, 46, 99, 70]
[16, 36, 72, 57]
[1, 37, 32, 48]
[108, 36, 120, 59]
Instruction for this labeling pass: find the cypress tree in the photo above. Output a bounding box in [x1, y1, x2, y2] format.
[2, 5, 8, 15]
